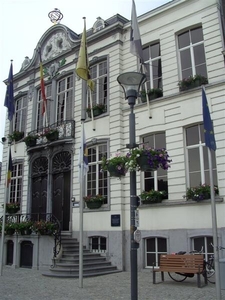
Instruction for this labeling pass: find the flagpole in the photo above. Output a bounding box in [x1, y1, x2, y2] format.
[0, 145, 11, 276]
[79, 121, 84, 288]
[208, 148, 221, 299]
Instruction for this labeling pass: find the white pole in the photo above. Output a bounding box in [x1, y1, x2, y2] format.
[0, 146, 11, 276]
[79, 121, 84, 288]
[208, 148, 221, 299]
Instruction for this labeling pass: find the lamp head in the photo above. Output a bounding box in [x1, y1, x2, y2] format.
[117, 72, 146, 99]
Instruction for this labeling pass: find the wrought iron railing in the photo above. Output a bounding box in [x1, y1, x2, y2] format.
[27, 120, 75, 147]
[0, 213, 61, 260]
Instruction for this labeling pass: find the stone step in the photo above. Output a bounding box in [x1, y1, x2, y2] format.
[56, 261, 112, 268]
[42, 269, 121, 278]
[59, 256, 106, 263]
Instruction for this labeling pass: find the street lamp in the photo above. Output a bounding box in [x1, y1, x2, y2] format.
[117, 72, 146, 300]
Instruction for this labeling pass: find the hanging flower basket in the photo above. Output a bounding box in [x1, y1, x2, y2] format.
[136, 154, 157, 172]
[126, 147, 171, 172]
[101, 153, 128, 177]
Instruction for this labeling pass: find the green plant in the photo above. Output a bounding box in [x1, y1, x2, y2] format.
[8, 130, 24, 142]
[101, 153, 128, 176]
[178, 74, 208, 91]
[32, 220, 56, 234]
[83, 194, 106, 202]
[3, 202, 20, 213]
[23, 134, 39, 143]
[140, 190, 167, 203]
[186, 184, 219, 201]
[126, 147, 171, 172]
[148, 88, 163, 97]
[17, 221, 33, 231]
[86, 103, 106, 113]
[42, 128, 59, 139]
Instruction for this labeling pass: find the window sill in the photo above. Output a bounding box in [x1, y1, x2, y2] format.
[139, 197, 224, 208]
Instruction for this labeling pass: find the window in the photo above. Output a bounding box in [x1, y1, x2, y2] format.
[185, 124, 217, 187]
[14, 95, 27, 133]
[93, 17, 105, 33]
[178, 27, 207, 79]
[142, 133, 168, 197]
[145, 237, 167, 267]
[192, 236, 213, 261]
[87, 143, 108, 203]
[10, 162, 23, 204]
[57, 75, 73, 122]
[37, 84, 51, 131]
[143, 43, 162, 90]
[89, 60, 107, 110]
[89, 236, 106, 253]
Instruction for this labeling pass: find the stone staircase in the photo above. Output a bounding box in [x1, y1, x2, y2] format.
[42, 235, 120, 278]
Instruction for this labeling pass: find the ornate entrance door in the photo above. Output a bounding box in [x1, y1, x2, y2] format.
[31, 157, 48, 218]
[52, 151, 71, 231]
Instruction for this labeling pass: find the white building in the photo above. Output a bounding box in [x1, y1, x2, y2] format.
[0, 0, 225, 273]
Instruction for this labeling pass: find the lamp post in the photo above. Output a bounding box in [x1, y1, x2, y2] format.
[117, 72, 146, 300]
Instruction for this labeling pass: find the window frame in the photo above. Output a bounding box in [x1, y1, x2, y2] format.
[10, 161, 23, 204]
[142, 132, 168, 198]
[191, 236, 214, 261]
[185, 123, 217, 188]
[56, 74, 74, 123]
[13, 94, 28, 133]
[145, 237, 167, 268]
[89, 236, 107, 253]
[178, 26, 207, 80]
[89, 57, 108, 111]
[142, 42, 162, 90]
[86, 141, 108, 205]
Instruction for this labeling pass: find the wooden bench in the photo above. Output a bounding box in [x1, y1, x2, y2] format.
[152, 254, 207, 288]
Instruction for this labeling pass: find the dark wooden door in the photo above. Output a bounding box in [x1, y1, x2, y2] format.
[31, 176, 47, 217]
[6, 240, 14, 265]
[31, 157, 48, 219]
[52, 151, 71, 231]
[20, 241, 33, 268]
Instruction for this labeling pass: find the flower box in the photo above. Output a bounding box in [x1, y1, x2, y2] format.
[140, 88, 163, 102]
[186, 184, 219, 201]
[178, 74, 208, 91]
[24, 134, 39, 147]
[83, 194, 106, 209]
[86, 201, 103, 209]
[5, 202, 20, 214]
[140, 190, 167, 204]
[8, 131, 24, 142]
[42, 128, 59, 141]
[86, 104, 106, 117]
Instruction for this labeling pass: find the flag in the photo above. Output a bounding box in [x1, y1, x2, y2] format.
[130, 0, 144, 62]
[78, 127, 89, 181]
[6, 148, 13, 187]
[4, 62, 14, 121]
[40, 54, 47, 115]
[202, 87, 216, 151]
[76, 18, 94, 91]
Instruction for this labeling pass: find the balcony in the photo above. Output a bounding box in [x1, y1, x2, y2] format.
[26, 120, 75, 150]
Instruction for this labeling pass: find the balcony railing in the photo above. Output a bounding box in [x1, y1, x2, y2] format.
[26, 120, 75, 148]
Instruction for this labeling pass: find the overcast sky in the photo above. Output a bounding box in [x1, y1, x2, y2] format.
[0, 0, 171, 161]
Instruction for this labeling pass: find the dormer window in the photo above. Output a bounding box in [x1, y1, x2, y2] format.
[93, 17, 105, 33]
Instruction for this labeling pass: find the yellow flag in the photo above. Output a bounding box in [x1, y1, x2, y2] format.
[76, 18, 94, 91]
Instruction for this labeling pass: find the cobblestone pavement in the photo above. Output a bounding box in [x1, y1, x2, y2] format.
[0, 267, 225, 300]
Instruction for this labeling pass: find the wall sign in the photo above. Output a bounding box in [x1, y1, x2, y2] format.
[111, 214, 120, 227]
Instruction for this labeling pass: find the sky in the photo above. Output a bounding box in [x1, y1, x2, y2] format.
[0, 0, 171, 161]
